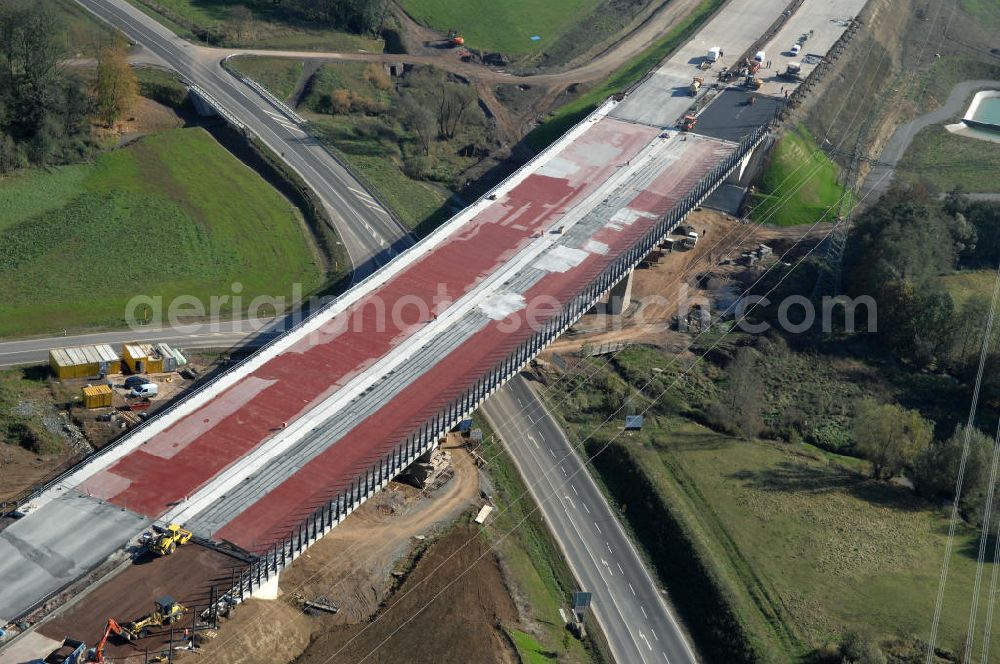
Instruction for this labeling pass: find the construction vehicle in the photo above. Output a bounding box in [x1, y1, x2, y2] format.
[783, 62, 803, 79]
[123, 597, 187, 639]
[744, 75, 763, 90]
[689, 76, 704, 96]
[91, 619, 135, 663]
[680, 114, 698, 132]
[25, 638, 86, 664]
[148, 523, 193, 556]
[446, 28, 464, 46]
[745, 57, 761, 75]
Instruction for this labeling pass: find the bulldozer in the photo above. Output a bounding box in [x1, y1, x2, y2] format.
[123, 597, 187, 639]
[148, 523, 193, 556]
[680, 114, 698, 132]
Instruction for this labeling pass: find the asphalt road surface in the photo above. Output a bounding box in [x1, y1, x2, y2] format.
[74, 0, 413, 278]
[0, 322, 268, 368]
[483, 376, 696, 664]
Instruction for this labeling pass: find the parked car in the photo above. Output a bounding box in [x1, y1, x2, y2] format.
[790, 43, 801, 55]
[129, 383, 159, 399]
[124, 375, 152, 389]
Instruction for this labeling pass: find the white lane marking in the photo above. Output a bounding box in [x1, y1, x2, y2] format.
[564, 496, 575, 509]
[652, 629, 659, 642]
[594, 521, 602, 534]
[629, 582, 636, 596]
[583, 502, 591, 514]
[549, 449, 556, 458]
[641, 605, 648, 619]
[527, 434, 539, 449]
[606, 541, 613, 553]
[618, 562, 624, 575]
[561, 465, 568, 476]
[571, 484, 579, 496]
[601, 558, 614, 576]
[662, 653, 670, 662]
[640, 632, 652, 651]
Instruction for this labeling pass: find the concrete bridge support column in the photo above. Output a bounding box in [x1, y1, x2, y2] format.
[606, 270, 635, 316]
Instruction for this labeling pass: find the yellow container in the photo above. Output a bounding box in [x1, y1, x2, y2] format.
[82, 384, 114, 409]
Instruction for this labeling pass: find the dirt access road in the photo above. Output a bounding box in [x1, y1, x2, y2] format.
[177, 0, 707, 144]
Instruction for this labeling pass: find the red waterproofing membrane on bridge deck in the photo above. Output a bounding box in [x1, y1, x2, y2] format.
[79, 117, 659, 518]
[214, 137, 734, 551]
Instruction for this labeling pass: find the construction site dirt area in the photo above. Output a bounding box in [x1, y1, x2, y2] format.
[36, 544, 238, 663]
[187, 445, 483, 664]
[281, 527, 517, 664]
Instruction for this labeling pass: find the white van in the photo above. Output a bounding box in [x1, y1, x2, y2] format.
[129, 383, 158, 398]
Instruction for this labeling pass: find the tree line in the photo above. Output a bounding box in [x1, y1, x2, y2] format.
[0, 2, 139, 174]
[270, 0, 390, 36]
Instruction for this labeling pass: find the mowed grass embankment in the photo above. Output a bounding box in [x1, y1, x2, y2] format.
[399, 0, 602, 56]
[525, 0, 726, 151]
[0, 127, 324, 338]
[751, 124, 848, 226]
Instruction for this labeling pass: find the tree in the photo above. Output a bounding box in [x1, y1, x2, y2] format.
[852, 399, 933, 480]
[709, 347, 764, 439]
[436, 79, 475, 139]
[839, 630, 886, 664]
[226, 6, 255, 43]
[915, 425, 996, 525]
[94, 41, 138, 128]
[398, 93, 435, 155]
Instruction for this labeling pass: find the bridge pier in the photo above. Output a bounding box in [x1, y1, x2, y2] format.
[605, 270, 635, 316]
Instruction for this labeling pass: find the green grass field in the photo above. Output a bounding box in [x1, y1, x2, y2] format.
[899, 125, 1000, 193]
[752, 125, 848, 227]
[230, 56, 304, 101]
[525, 0, 726, 151]
[399, 0, 602, 56]
[628, 420, 996, 659]
[0, 127, 323, 338]
[940, 269, 998, 305]
[123, 0, 384, 50]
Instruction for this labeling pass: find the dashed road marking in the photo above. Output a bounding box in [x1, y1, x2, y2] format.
[594, 521, 602, 534]
[583, 502, 591, 514]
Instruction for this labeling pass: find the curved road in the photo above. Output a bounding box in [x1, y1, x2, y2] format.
[861, 79, 1000, 200]
[75, 0, 414, 278]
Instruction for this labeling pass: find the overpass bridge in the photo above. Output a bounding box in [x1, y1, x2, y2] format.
[0, 0, 847, 659]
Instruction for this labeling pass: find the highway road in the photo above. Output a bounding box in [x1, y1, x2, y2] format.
[74, 0, 413, 277]
[0, 322, 268, 369]
[483, 376, 696, 664]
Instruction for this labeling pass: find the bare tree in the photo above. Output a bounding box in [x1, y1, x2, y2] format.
[399, 94, 435, 155]
[94, 40, 139, 128]
[436, 80, 475, 139]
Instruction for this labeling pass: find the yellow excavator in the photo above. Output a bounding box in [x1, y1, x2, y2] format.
[123, 597, 187, 639]
[148, 523, 193, 556]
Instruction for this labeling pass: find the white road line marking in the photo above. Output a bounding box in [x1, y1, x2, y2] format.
[583, 503, 591, 514]
[561, 465, 568, 476]
[629, 582, 636, 596]
[549, 449, 556, 458]
[594, 521, 602, 534]
[606, 541, 613, 553]
[652, 629, 659, 642]
[618, 562, 624, 575]
[641, 605, 648, 619]
[572, 484, 579, 496]
[640, 632, 652, 651]
[662, 652, 670, 662]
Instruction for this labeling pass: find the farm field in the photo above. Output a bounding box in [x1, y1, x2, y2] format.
[122, 0, 384, 50]
[751, 124, 848, 227]
[399, 0, 603, 57]
[0, 127, 324, 338]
